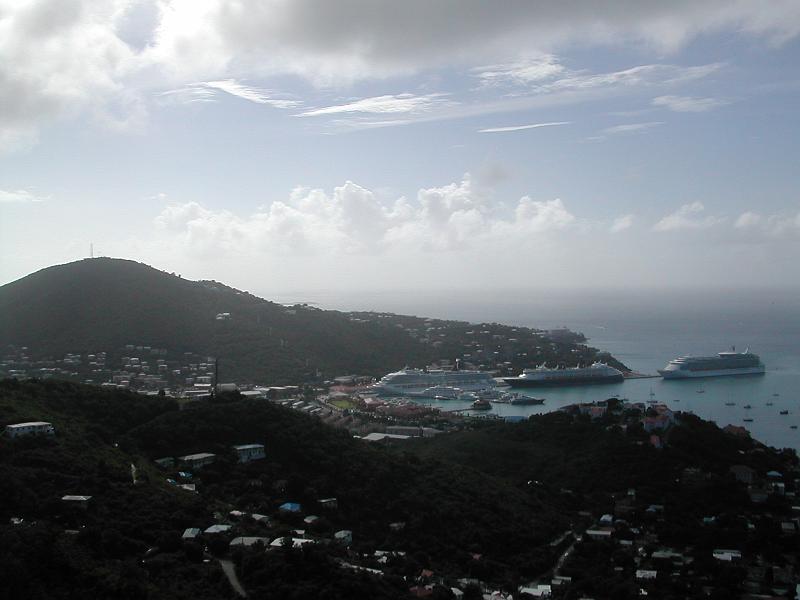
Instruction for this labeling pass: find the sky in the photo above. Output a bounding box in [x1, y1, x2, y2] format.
[1, 0, 799, 297]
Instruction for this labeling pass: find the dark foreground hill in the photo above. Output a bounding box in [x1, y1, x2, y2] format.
[2, 379, 798, 599]
[0, 379, 565, 599]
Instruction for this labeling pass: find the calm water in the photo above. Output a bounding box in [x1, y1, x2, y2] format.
[273, 288, 800, 450]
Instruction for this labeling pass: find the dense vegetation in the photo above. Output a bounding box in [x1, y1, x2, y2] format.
[0, 379, 564, 598]
[0, 258, 625, 384]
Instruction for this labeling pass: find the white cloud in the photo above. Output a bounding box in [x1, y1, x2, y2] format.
[473, 55, 565, 87]
[602, 121, 664, 135]
[478, 121, 571, 133]
[734, 210, 800, 238]
[653, 95, 727, 112]
[151, 175, 591, 258]
[299, 93, 453, 117]
[0, 189, 48, 203]
[653, 202, 724, 231]
[201, 80, 301, 108]
[610, 214, 635, 232]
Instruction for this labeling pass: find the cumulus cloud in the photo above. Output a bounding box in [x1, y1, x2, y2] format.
[734, 210, 800, 238]
[610, 214, 635, 232]
[653, 202, 724, 231]
[151, 175, 591, 258]
[652, 95, 727, 112]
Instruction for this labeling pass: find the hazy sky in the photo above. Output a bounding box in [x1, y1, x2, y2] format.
[1, 1, 799, 295]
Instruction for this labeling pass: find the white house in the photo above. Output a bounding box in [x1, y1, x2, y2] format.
[5, 421, 55, 438]
[179, 452, 216, 469]
[233, 444, 265, 463]
[334, 530, 353, 545]
[62, 495, 92, 509]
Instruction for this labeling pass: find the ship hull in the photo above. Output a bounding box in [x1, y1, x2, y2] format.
[503, 374, 624, 387]
[659, 366, 765, 379]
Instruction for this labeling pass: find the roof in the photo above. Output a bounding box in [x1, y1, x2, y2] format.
[7, 421, 52, 428]
[231, 536, 270, 547]
[204, 524, 232, 534]
[180, 452, 216, 461]
[233, 444, 264, 451]
[270, 537, 314, 548]
[182, 528, 201, 539]
[279, 502, 301, 512]
[62, 495, 92, 501]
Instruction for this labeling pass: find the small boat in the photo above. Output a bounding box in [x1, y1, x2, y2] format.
[780, 410, 789, 415]
[766, 402, 773, 406]
[743, 418, 754, 422]
[696, 390, 706, 394]
[743, 404, 752, 410]
[790, 425, 798, 430]
[725, 402, 735, 406]
[509, 395, 545, 406]
[471, 399, 492, 411]
[773, 393, 780, 397]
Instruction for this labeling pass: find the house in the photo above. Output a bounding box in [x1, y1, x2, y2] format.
[5, 421, 55, 438]
[279, 502, 302, 513]
[154, 457, 174, 469]
[179, 452, 216, 469]
[334, 530, 353, 545]
[304, 515, 319, 525]
[182, 528, 201, 540]
[362, 432, 410, 443]
[61, 495, 92, 509]
[636, 570, 658, 580]
[204, 524, 232, 534]
[730, 465, 756, 485]
[519, 584, 552, 597]
[230, 536, 269, 547]
[270, 536, 314, 548]
[712, 549, 742, 561]
[319, 497, 338, 510]
[233, 443, 265, 463]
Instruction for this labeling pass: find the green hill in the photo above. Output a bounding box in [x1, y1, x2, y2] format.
[0, 258, 627, 385]
[0, 258, 434, 383]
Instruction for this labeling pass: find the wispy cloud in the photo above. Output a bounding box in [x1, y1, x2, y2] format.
[0, 189, 47, 203]
[478, 121, 571, 133]
[473, 55, 565, 87]
[298, 93, 453, 117]
[159, 80, 301, 109]
[652, 95, 728, 112]
[602, 121, 664, 135]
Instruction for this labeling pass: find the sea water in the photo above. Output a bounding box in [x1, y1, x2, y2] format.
[275, 288, 800, 450]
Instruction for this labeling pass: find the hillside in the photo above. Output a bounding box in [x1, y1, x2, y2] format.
[0, 379, 566, 599]
[0, 258, 434, 383]
[0, 258, 627, 385]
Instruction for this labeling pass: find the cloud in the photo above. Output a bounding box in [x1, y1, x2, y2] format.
[2, 1, 798, 151]
[298, 93, 453, 117]
[653, 202, 724, 231]
[0, 189, 48, 203]
[610, 214, 635, 232]
[478, 121, 571, 133]
[602, 121, 664, 135]
[151, 175, 593, 258]
[734, 210, 800, 239]
[473, 55, 565, 87]
[159, 80, 300, 108]
[652, 95, 727, 112]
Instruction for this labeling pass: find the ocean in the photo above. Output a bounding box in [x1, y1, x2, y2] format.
[271, 288, 800, 451]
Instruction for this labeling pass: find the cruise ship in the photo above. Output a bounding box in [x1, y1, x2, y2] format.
[372, 368, 497, 396]
[658, 348, 765, 379]
[503, 362, 624, 387]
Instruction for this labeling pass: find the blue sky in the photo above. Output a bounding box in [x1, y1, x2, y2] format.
[1, 1, 799, 295]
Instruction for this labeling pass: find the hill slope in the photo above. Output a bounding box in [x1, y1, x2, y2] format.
[0, 258, 434, 383]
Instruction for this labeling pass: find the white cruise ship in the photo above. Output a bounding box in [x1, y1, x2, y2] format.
[503, 362, 624, 387]
[658, 348, 765, 379]
[372, 368, 497, 396]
